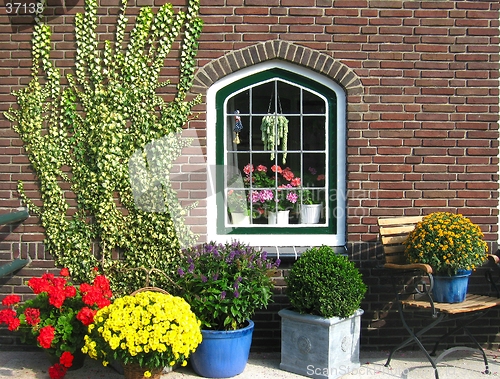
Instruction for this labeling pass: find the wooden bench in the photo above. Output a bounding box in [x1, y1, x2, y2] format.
[378, 215, 500, 379]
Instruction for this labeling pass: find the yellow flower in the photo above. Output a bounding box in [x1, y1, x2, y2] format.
[144, 371, 151, 378]
[83, 291, 202, 369]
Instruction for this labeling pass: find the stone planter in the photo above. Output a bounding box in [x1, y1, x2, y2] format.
[279, 308, 364, 379]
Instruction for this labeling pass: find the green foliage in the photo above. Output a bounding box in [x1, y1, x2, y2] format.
[175, 241, 281, 331]
[5, 0, 203, 296]
[286, 246, 366, 319]
[261, 114, 289, 164]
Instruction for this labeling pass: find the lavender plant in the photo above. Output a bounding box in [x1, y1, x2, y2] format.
[175, 241, 280, 330]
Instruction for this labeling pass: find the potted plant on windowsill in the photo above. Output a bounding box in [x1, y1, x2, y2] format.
[244, 163, 300, 225]
[404, 212, 489, 303]
[299, 189, 323, 224]
[174, 241, 280, 378]
[227, 189, 251, 225]
[279, 246, 367, 379]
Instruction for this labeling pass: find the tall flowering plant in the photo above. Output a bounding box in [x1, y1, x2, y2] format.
[404, 212, 489, 276]
[244, 163, 300, 213]
[0, 268, 112, 379]
[175, 241, 280, 331]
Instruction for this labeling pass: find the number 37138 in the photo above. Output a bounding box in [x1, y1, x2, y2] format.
[5, 2, 44, 14]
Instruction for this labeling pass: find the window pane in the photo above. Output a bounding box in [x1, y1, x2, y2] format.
[303, 116, 326, 151]
[303, 89, 325, 114]
[252, 82, 274, 114]
[229, 90, 250, 114]
[276, 81, 300, 114]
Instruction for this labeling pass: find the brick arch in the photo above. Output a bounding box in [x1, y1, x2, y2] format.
[191, 40, 363, 97]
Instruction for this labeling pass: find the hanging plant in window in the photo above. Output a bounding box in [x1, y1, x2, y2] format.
[261, 93, 289, 164]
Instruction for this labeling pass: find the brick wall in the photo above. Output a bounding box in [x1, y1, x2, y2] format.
[1, 0, 499, 351]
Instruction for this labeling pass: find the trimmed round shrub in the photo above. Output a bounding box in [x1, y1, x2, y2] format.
[286, 246, 367, 319]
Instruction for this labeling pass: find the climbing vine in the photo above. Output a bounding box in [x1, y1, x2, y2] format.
[5, 0, 203, 296]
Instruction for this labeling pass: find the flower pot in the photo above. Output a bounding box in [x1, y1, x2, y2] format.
[45, 349, 86, 371]
[300, 204, 322, 224]
[230, 212, 250, 225]
[123, 363, 162, 379]
[279, 309, 364, 379]
[268, 210, 290, 225]
[432, 269, 472, 303]
[190, 320, 254, 378]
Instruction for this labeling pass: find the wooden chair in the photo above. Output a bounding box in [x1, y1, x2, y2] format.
[378, 216, 500, 379]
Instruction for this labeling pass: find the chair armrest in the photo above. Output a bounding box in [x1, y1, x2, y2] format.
[384, 262, 433, 274]
[488, 254, 499, 265]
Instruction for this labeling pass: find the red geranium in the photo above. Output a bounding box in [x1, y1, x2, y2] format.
[59, 351, 74, 368]
[48, 363, 68, 379]
[76, 307, 96, 326]
[38, 325, 55, 348]
[1, 295, 20, 307]
[0, 268, 112, 379]
[24, 308, 41, 326]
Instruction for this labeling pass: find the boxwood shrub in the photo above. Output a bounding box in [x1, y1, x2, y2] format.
[286, 245, 367, 319]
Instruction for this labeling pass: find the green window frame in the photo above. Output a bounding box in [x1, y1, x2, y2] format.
[215, 68, 339, 238]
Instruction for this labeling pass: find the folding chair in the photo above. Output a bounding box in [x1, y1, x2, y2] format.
[378, 216, 500, 379]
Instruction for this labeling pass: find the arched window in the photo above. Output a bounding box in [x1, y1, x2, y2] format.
[206, 62, 346, 249]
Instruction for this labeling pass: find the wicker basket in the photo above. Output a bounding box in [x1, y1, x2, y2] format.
[123, 363, 163, 379]
[131, 286, 170, 296]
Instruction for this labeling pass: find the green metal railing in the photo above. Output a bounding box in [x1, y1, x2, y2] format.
[0, 208, 30, 278]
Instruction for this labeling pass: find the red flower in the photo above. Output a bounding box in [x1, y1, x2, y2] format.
[256, 165, 267, 172]
[38, 325, 55, 349]
[64, 285, 77, 298]
[271, 165, 282, 173]
[282, 168, 294, 181]
[1, 295, 20, 306]
[24, 308, 41, 326]
[243, 164, 254, 175]
[0, 308, 16, 325]
[28, 276, 51, 294]
[59, 351, 74, 368]
[48, 363, 68, 379]
[317, 174, 325, 181]
[76, 307, 96, 326]
[47, 288, 66, 308]
[80, 275, 112, 308]
[59, 268, 70, 277]
[291, 177, 301, 187]
[7, 317, 20, 331]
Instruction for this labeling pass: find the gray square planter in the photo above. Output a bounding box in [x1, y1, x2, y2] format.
[279, 308, 364, 379]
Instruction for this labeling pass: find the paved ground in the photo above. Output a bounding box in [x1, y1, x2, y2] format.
[0, 348, 499, 379]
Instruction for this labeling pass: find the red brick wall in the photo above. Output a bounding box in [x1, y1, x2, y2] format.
[1, 0, 499, 351]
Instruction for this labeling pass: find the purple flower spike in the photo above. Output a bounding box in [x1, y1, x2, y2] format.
[177, 268, 185, 277]
[233, 290, 240, 298]
[220, 291, 226, 300]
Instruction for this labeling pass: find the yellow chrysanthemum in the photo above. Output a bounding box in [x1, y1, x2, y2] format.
[404, 212, 488, 276]
[83, 291, 201, 370]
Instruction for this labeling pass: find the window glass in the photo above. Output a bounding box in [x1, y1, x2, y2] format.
[215, 68, 339, 239]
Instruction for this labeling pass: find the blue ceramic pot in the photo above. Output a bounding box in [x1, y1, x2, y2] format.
[432, 269, 472, 303]
[190, 320, 254, 378]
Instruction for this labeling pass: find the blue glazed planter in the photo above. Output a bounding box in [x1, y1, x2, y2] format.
[190, 320, 254, 378]
[432, 269, 472, 303]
